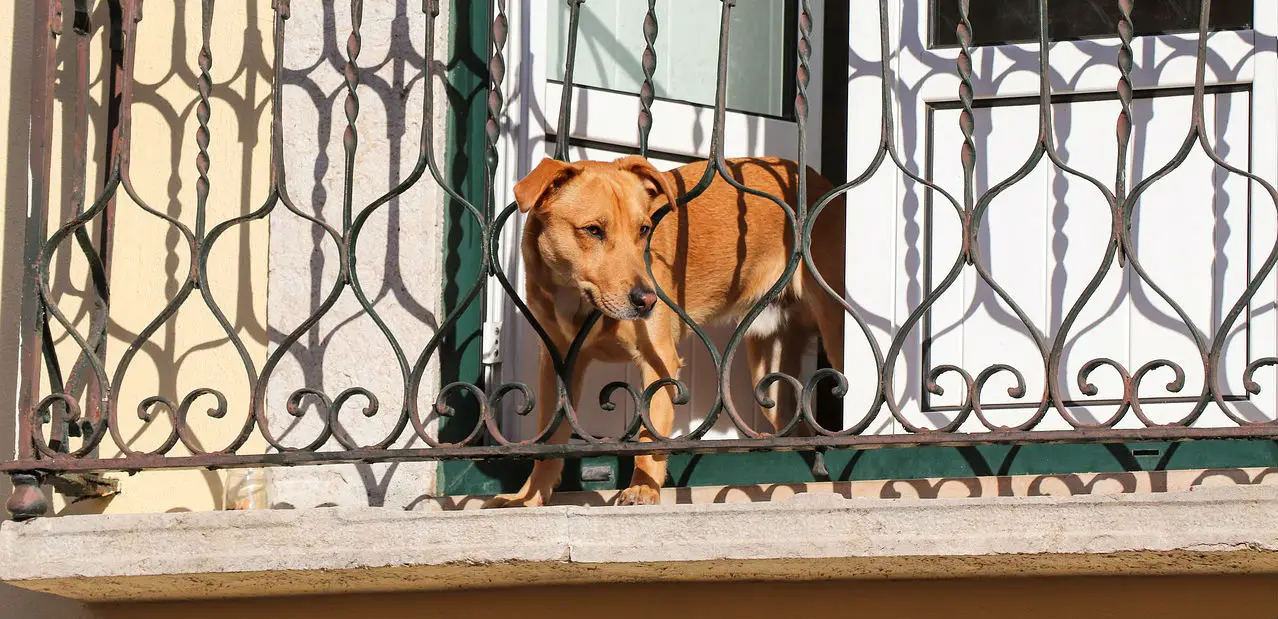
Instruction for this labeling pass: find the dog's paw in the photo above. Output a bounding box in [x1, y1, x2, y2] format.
[481, 493, 545, 509]
[617, 484, 661, 506]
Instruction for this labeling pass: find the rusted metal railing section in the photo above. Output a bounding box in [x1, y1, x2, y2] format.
[5, 0, 1277, 520]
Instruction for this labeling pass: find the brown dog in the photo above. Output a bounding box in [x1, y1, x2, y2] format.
[483, 156, 845, 508]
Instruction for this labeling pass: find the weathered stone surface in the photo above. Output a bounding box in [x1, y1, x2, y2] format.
[3, 485, 1276, 601]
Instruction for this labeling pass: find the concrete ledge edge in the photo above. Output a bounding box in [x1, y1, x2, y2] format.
[3, 485, 1277, 601]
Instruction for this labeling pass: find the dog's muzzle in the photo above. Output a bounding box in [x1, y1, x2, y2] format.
[629, 286, 657, 317]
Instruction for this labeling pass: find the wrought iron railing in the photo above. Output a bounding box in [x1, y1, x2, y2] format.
[4, 0, 1277, 520]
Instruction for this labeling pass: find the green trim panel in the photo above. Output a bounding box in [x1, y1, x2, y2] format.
[437, 0, 487, 454]
[441, 441, 1278, 497]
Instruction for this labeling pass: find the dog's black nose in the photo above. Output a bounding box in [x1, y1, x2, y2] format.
[629, 287, 657, 314]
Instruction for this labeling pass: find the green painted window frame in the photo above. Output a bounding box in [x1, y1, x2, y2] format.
[437, 2, 1278, 498]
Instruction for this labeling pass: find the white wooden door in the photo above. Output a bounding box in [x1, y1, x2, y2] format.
[839, 0, 1278, 434]
[497, 0, 827, 441]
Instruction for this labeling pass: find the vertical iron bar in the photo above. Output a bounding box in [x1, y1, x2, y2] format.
[957, 0, 975, 264]
[486, 0, 508, 344]
[481, 0, 508, 435]
[552, 0, 596, 438]
[710, 0, 804, 437]
[271, 0, 289, 185]
[795, 0, 812, 218]
[60, 0, 103, 443]
[98, 0, 126, 261]
[553, 0, 584, 162]
[247, 0, 289, 441]
[195, 0, 213, 240]
[485, 0, 507, 183]
[708, 0, 733, 162]
[22, 0, 63, 459]
[1190, 0, 1210, 128]
[1114, 0, 1133, 267]
[7, 0, 62, 521]
[92, 0, 142, 457]
[813, 0, 850, 437]
[342, 0, 362, 230]
[793, 0, 826, 474]
[638, 0, 657, 157]
[691, 0, 738, 432]
[69, 0, 91, 224]
[62, 0, 128, 435]
[434, 0, 488, 445]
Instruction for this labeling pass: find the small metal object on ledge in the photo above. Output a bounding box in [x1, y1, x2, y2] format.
[48, 473, 120, 503]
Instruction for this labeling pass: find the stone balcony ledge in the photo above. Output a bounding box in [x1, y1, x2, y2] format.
[3, 483, 1278, 601]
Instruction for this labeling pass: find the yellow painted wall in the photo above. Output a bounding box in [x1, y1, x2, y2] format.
[1, 0, 272, 517]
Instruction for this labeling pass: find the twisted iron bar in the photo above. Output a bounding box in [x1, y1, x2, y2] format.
[956, 0, 976, 242]
[343, 0, 362, 229]
[795, 0, 812, 216]
[1114, 0, 1134, 267]
[486, 0, 507, 175]
[195, 0, 213, 238]
[638, 0, 657, 157]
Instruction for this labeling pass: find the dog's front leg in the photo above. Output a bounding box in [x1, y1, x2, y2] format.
[619, 341, 681, 506]
[482, 352, 576, 508]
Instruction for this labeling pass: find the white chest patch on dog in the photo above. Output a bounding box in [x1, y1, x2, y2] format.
[744, 303, 788, 339]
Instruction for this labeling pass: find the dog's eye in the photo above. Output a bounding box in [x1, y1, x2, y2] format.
[583, 225, 605, 239]
[638, 224, 651, 238]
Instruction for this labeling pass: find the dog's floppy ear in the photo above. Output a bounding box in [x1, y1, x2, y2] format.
[515, 157, 578, 213]
[614, 155, 680, 214]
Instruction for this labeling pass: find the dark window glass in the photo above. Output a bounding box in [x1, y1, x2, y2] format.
[931, 0, 1252, 48]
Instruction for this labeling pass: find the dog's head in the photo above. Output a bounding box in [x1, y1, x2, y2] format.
[515, 155, 680, 320]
